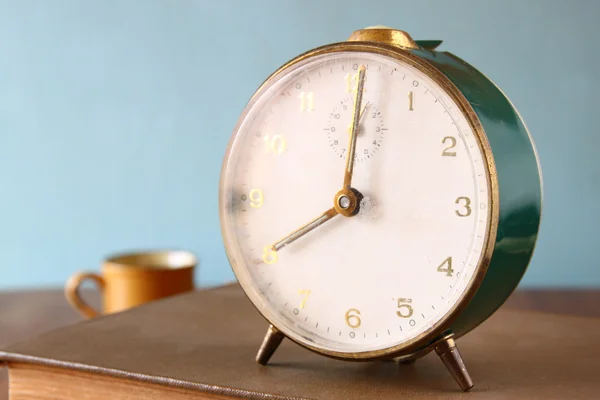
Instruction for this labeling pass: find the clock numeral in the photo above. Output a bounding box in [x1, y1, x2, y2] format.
[249, 189, 264, 208]
[298, 91, 314, 112]
[261, 245, 277, 264]
[408, 91, 414, 111]
[344, 72, 366, 93]
[345, 308, 361, 328]
[263, 135, 286, 154]
[344, 72, 357, 93]
[455, 196, 472, 217]
[298, 289, 311, 309]
[441, 136, 457, 157]
[396, 298, 414, 318]
[437, 257, 454, 277]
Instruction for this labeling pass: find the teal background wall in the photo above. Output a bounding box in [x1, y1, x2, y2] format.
[0, 0, 598, 289]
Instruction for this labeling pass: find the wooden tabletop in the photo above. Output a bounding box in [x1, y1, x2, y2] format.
[1, 288, 599, 400]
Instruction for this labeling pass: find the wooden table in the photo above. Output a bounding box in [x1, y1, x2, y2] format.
[1, 289, 599, 400]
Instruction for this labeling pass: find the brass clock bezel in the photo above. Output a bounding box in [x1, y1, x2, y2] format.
[219, 41, 499, 361]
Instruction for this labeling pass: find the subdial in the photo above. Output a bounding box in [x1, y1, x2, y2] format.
[326, 96, 385, 162]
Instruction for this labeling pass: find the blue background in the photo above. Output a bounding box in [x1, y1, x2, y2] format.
[0, 0, 598, 289]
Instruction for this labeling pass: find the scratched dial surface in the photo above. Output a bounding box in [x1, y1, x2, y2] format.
[220, 51, 491, 354]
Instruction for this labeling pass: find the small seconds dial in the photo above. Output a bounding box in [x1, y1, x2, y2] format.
[327, 95, 384, 162]
[220, 50, 491, 355]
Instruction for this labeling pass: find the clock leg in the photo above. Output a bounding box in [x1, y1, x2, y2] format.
[256, 325, 285, 365]
[434, 333, 473, 392]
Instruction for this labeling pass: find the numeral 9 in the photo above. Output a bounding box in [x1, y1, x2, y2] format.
[249, 189, 263, 208]
[345, 308, 361, 328]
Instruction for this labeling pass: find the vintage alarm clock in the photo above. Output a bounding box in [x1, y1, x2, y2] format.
[219, 27, 542, 391]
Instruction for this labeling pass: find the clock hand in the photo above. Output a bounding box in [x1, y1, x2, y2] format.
[360, 101, 370, 122]
[343, 65, 366, 190]
[271, 208, 338, 251]
[346, 101, 370, 135]
[271, 68, 367, 253]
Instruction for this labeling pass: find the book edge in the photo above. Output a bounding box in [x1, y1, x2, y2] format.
[1, 352, 305, 400]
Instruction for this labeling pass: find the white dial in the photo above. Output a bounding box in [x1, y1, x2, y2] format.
[221, 50, 491, 355]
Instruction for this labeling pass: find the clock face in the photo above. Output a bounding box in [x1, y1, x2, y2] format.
[220, 48, 493, 356]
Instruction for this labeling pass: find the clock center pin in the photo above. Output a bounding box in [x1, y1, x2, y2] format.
[334, 188, 363, 217]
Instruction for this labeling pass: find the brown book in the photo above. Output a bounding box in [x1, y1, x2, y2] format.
[1, 284, 599, 399]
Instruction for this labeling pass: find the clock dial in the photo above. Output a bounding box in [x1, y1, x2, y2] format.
[220, 50, 492, 355]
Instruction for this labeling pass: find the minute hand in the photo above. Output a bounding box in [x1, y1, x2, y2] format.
[343, 65, 367, 189]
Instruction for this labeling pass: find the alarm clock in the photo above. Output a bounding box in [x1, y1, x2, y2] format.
[219, 27, 542, 391]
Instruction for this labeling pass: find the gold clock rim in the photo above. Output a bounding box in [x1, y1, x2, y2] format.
[219, 41, 500, 360]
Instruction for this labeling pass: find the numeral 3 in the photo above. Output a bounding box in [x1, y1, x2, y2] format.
[455, 197, 472, 217]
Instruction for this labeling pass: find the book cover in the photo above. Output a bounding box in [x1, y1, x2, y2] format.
[1, 284, 599, 399]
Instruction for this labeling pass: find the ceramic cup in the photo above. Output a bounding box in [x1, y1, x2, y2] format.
[65, 250, 197, 318]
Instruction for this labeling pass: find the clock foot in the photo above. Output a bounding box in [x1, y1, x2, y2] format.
[435, 334, 473, 392]
[256, 325, 285, 365]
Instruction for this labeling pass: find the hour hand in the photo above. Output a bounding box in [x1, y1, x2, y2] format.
[271, 208, 338, 251]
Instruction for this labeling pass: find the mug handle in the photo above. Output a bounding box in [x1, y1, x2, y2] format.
[64, 272, 106, 318]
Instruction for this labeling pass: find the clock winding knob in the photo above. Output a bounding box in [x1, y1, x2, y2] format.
[348, 26, 443, 50]
[348, 27, 419, 49]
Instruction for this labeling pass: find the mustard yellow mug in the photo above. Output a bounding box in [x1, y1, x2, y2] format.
[65, 250, 197, 318]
